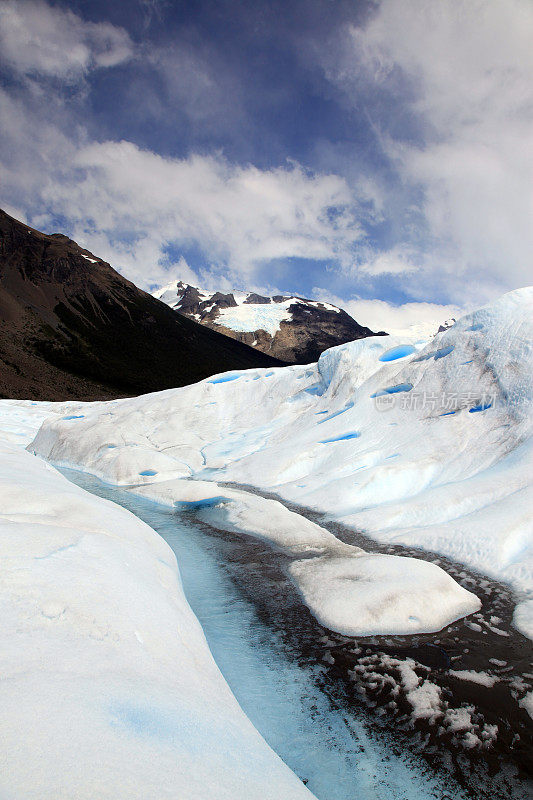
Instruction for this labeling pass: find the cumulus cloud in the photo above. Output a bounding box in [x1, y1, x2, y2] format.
[64, 142, 361, 286]
[0, 0, 133, 81]
[1, 0, 530, 310]
[322, 0, 533, 297]
[0, 86, 363, 288]
[357, 246, 418, 276]
[313, 290, 464, 338]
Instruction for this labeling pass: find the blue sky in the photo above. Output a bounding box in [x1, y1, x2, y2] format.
[0, 0, 531, 332]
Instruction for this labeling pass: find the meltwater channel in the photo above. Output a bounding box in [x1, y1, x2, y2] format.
[61, 468, 469, 800]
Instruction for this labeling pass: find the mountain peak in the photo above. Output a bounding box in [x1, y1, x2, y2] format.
[0, 211, 282, 400]
[153, 277, 385, 363]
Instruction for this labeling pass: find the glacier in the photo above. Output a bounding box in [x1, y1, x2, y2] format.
[25, 288, 532, 638]
[0, 286, 531, 797]
[0, 415, 314, 799]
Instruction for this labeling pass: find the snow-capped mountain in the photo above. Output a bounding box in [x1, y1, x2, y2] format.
[153, 279, 384, 363]
[0, 210, 280, 400]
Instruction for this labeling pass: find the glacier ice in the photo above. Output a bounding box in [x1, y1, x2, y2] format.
[0, 429, 314, 799]
[17, 287, 533, 638]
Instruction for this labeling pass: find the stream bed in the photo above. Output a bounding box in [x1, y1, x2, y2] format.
[61, 468, 532, 800]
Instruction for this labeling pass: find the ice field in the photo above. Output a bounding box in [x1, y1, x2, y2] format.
[28, 287, 533, 638]
[0, 423, 315, 798]
[0, 287, 531, 797]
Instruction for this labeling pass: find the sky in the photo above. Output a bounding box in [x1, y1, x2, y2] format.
[0, 0, 531, 333]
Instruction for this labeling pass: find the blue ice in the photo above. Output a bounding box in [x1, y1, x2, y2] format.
[174, 496, 228, 511]
[469, 403, 492, 413]
[440, 411, 457, 417]
[62, 415, 85, 420]
[319, 431, 360, 443]
[461, 360, 473, 365]
[209, 374, 240, 384]
[468, 323, 483, 331]
[371, 383, 413, 398]
[317, 401, 354, 424]
[139, 469, 158, 476]
[109, 700, 180, 741]
[434, 345, 455, 360]
[379, 344, 415, 362]
[304, 384, 324, 396]
[415, 345, 454, 362]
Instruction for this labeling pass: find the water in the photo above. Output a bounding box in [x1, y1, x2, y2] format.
[60, 467, 468, 800]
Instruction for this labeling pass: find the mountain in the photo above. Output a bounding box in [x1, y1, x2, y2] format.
[0, 210, 282, 401]
[154, 279, 385, 364]
[437, 318, 456, 333]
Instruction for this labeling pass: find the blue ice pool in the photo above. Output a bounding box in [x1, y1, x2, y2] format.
[469, 403, 492, 413]
[319, 431, 360, 443]
[59, 467, 468, 800]
[371, 383, 413, 398]
[379, 345, 416, 362]
[209, 374, 240, 384]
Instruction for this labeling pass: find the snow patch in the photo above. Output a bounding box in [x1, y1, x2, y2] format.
[448, 670, 498, 688]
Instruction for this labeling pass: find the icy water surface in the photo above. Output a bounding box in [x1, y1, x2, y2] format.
[61, 468, 471, 800]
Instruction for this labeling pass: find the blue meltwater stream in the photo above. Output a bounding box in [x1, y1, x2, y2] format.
[61, 468, 468, 800]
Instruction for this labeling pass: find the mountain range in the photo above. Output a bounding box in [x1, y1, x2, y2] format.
[0, 210, 281, 400]
[154, 279, 383, 363]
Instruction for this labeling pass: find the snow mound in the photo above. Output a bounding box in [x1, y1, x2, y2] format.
[0, 436, 313, 799]
[28, 288, 533, 637]
[129, 479, 480, 636]
[290, 552, 480, 636]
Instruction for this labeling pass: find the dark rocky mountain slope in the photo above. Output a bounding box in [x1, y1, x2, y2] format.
[154, 279, 385, 364]
[0, 210, 282, 400]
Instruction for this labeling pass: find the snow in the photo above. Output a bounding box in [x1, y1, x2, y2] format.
[215, 299, 295, 336]
[123, 478, 480, 636]
[288, 552, 479, 636]
[304, 299, 341, 313]
[153, 278, 345, 336]
[153, 280, 211, 307]
[519, 691, 533, 720]
[81, 254, 97, 263]
[0, 420, 314, 797]
[448, 670, 498, 688]
[23, 287, 533, 638]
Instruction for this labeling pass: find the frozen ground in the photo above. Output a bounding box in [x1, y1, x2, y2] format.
[27, 287, 533, 638]
[0, 416, 314, 799]
[0, 398, 481, 638]
[129, 478, 480, 636]
[65, 469, 472, 800]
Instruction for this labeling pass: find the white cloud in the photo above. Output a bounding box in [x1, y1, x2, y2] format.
[0, 0, 133, 81]
[322, 0, 533, 298]
[313, 289, 464, 338]
[0, 86, 363, 288]
[65, 142, 361, 286]
[358, 245, 418, 276]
